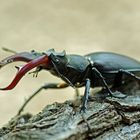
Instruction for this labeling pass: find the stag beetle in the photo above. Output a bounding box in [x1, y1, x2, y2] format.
[0, 48, 140, 114]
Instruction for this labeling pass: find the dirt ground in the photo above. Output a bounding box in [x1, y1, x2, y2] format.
[0, 0, 140, 127]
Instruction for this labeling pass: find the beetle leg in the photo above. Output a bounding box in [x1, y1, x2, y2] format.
[80, 78, 91, 113]
[91, 67, 126, 98]
[17, 83, 69, 116]
[74, 88, 80, 98]
[29, 66, 43, 77]
[113, 68, 140, 88]
[118, 69, 140, 81]
[91, 67, 114, 96]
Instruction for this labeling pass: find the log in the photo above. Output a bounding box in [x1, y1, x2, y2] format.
[1, 81, 140, 140]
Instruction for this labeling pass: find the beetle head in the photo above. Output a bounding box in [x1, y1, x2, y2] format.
[44, 49, 74, 87]
[44, 49, 68, 75]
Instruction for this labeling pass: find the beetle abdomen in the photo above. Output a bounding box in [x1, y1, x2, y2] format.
[85, 52, 140, 73]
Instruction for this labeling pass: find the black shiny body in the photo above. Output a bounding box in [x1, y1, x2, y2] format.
[46, 51, 140, 89]
[43, 50, 140, 112]
[85, 52, 140, 73]
[84, 52, 140, 87]
[2, 49, 140, 113]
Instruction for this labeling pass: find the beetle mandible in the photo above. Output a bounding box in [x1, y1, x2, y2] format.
[0, 48, 140, 114]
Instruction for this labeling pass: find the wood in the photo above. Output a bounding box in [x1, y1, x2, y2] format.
[1, 81, 140, 140]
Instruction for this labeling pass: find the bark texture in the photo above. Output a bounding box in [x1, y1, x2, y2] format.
[1, 81, 140, 140]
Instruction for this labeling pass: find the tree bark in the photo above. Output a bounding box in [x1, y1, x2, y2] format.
[1, 81, 140, 140]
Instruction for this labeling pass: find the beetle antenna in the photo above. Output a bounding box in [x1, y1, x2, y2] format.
[29, 66, 42, 77]
[2, 47, 17, 54]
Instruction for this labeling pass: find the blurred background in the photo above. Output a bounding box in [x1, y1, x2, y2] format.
[0, 0, 140, 127]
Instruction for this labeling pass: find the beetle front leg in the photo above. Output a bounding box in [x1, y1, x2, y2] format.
[80, 78, 91, 112]
[17, 83, 69, 116]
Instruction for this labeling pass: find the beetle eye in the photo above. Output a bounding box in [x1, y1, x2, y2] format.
[55, 58, 59, 63]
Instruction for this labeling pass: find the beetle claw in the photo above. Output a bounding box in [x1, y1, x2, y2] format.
[0, 52, 42, 69]
[0, 55, 50, 90]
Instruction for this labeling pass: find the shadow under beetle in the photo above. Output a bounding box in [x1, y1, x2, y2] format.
[0, 48, 140, 114]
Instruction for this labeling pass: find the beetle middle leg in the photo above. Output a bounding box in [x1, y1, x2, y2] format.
[92, 67, 126, 98]
[17, 83, 68, 116]
[91, 67, 114, 96]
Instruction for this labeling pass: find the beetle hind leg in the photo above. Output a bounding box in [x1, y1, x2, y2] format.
[92, 67, 126, 99]
[118, 69, 140, 81]
[112, 69, 140, 93]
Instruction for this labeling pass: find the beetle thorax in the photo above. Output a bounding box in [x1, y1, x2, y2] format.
[51, 54, 90, 86]
[46, 50, 90, 87]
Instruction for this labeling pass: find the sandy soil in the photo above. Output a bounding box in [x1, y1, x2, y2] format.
[0, 0, 140, 127]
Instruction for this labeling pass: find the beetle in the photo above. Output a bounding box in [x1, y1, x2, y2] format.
[0, 48, 140, 114]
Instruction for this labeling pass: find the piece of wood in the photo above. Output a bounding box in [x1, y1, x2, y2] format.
[1, 81, 140, 140]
